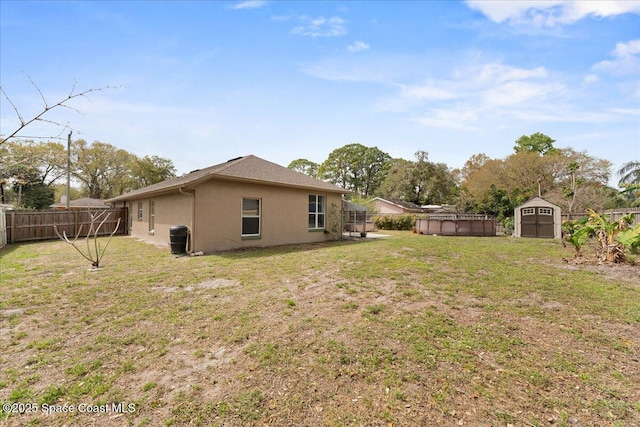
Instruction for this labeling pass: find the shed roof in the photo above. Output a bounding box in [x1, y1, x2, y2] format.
[108, 155, 348, 202]
[516, 197, 561, 210]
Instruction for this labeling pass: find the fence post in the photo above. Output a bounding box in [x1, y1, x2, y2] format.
[0, 211, 5, 248]
[10, 211, 15, 244]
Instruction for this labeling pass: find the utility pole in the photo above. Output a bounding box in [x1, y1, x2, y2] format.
[66, 131, 72, 209]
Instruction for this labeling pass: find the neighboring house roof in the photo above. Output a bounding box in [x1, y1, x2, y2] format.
[51, 197, 110, 209]
[108, 155, 349, 202]
[373, 197, 423, 211]
[422, 204, 457, 213]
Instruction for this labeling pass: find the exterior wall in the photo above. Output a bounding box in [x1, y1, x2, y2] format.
[127, 193, 194, 248]
[375, 200, 406, 214]
[514, 198, 562, 239]
[193, 179, 343, 252]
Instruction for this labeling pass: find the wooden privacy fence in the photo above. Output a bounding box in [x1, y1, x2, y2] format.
[3, 208, 128, 244]
[415, 214, 496, 237]
[562, 208, 640, 227]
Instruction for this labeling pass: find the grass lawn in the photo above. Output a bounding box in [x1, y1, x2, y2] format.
[1, 232, 639, 426]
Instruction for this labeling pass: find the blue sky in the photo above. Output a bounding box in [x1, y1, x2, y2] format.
[1, 1, 639, 188]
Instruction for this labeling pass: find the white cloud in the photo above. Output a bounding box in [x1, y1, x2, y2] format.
[465, 0, 640, 26]
[582, 74, 599, 84]
[482, 80, 564, 109]
[456, 63, 548, 87]
[592, 39, 640, 75]
[379, 61, 568, 129]
[465, 1, 562, 24]
[613, 39, 640, 57]
[347, 40, 370, 53]
[229, 1, 267, 10]
[291, 16, 347, 37]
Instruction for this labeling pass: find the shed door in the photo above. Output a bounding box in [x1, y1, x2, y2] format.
[521, 207, 554, 238]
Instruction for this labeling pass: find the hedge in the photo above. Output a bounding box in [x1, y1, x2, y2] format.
[374, 215, 416, 230]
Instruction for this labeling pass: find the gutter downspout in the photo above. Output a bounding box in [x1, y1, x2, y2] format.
[179, 188, 195, 252]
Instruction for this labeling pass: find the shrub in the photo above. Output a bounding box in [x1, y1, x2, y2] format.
[374, 215, 416, 230]
[502, 217, 514, 236]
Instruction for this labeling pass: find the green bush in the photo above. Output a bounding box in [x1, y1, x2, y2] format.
[374, 215, 416, 230]
[502, 217, 514, 236]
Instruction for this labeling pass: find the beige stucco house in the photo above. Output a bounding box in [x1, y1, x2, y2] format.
[108, 155, 349, 253]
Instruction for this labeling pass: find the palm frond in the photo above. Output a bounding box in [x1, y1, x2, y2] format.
[617, 160, 640, 186]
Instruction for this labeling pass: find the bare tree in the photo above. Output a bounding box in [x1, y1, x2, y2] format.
[1, 75, 112, 145]
[54, 210, 121, 268]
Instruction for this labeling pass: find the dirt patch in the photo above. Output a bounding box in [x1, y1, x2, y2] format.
[560, 257, 640, 286]
[153, 278, 239, 293]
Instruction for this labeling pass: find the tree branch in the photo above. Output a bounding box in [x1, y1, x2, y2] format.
[1, 76, 113, 145]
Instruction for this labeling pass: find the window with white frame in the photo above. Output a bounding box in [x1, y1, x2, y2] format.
[242, 198, 261, 237]
[308, 195, 325, 229]
[522, 208, 535, 215]
[148, 200, 155, 233]
[539, 208, 553, 216]
[137, 201, 143, 221]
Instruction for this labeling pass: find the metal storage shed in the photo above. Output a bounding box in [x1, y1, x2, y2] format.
[514, 197, 562, 239]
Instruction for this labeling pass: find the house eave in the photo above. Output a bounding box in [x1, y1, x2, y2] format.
[107, 175, 349, 203]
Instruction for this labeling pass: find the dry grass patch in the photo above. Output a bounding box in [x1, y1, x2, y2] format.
[1, 233, 639, 426]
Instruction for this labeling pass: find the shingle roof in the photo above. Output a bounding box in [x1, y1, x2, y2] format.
[51, 198, 110, 208]
[108, 155, 348, 202]
[374, 197, 423, 210]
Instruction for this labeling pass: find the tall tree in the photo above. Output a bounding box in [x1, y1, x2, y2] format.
[456, 153, 492, 184]
[564, 161, 580, 214]
[358, 146, 392, 198]
[11, 140, 67, 186]
[287, 159, 320, 177]
[543, 148, 614, 212]
[131, 155, 177, 188]
[318, 145, 354, 190]
[19, 181, 55, 210]
[410, 151, 457, 205]
[319, 143, 391, 197]
[0, 139, 66, 208]
[459, 147, 615, 215]
[514, 132, 557, 155]
[377, 151, 457, 205]
[73, 140, 136, 199]
[376, 158, 415, 201]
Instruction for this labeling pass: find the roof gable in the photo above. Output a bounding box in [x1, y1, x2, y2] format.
[516, 197, 561, 210]
[108, 155, 348, 202]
